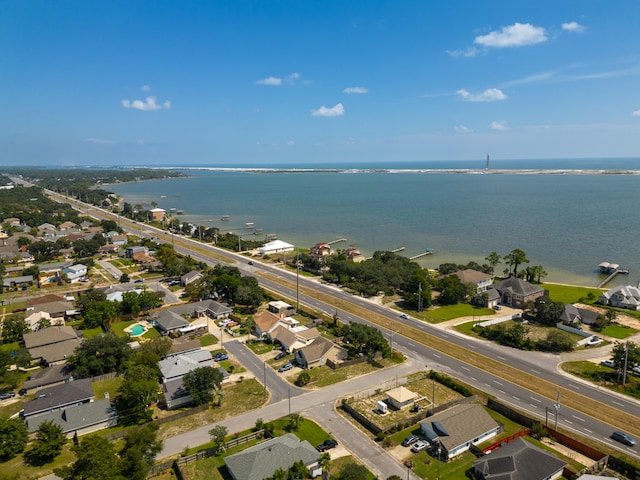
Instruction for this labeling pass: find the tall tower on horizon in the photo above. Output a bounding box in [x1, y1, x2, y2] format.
[485, 153, 490, 171]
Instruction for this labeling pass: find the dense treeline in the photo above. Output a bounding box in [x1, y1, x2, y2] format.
[184, 264, 264, 309]
[0, 186, 82, 228]
[323, 251, 431, 304]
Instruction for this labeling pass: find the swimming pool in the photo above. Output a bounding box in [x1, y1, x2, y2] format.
[130, 324, 146, 337]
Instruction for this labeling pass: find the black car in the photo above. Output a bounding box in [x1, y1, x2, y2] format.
[316, 439, 338, 452]
[274, 352, 287, 360]
[213, 352, 229, 361]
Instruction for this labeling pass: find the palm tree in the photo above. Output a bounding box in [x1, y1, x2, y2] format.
[319, 452, 332, 480]
[287, 413, 303, 431]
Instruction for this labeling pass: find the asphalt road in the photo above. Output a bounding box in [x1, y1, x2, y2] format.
[42, 189, 640, 459]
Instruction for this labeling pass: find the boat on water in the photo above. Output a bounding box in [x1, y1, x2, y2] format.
[246, 222, 254, 227]
[160, 195, 167, 199]
[221, 215, 230, 221]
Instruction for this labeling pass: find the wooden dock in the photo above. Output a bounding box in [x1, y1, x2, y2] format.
[409, 249, 434, 260]
[327, 238, 347, 245]
[597, 262, 629, 288]
[391, 246, 405, 253]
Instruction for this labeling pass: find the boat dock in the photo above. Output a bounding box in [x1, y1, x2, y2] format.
[597, 261, 629, 288]
[409, 248, 434, 260]
[391, 246, 405, 253]
[327, 238, 347, 245]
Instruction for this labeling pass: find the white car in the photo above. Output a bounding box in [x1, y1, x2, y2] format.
[600, 360, 615, 368]
[400, 313, 409, 319]
[411, 440, 429, 453]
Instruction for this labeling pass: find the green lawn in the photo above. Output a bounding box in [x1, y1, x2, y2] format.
[562, 360, 640, 400]
[421, 304, 494, 323]
[246, 341, 274, 355]
[92, 376, 124, 400]
[200, 334, 218, 347]
[601, 323, 637, 339]
[541, 283, 604, 305]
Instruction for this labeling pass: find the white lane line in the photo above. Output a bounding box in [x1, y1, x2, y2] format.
[513, 396, 520, 401]
[530, 397, 542, 403]
[470, 377, 477, 381]
[531, 369, 541, 375]
[572, 415, 585, 422]
[499, 390, 506, 395]
[529, 404, 539, 409]
[613, 401, 625, 407]
[497, 355, 506, 361]
[466, 344, 476, 349]
[461, 366, 470, 371]
[584, 428, 592, 433]
[568, 383, 580, 390]
[407, 342, 416, 347]
[433, 353, 441, 358]
[493, 380, 504, 386]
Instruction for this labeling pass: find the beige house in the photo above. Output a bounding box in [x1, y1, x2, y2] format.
[387, 386, 419, 410]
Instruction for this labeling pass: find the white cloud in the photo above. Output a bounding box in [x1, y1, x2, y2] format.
[311, 103, 345, 117]
[474, 23, 547, 48]
[562, 21, 585, 33]
[343, 87, 368, 94]
[141, 84, 151, 91]
[83, 138, 114, 145]
[256, 76, 282, 86]
[121, 96, 171, 111]
[287, 140, 295, 146]
[288, 72, 300, 81]
[446, 47, 479, 58]
[490, 120, 508, 130]
[457, 88, 507, 102]
[632, 109, 640, 117]
[454, 125, 472, 133]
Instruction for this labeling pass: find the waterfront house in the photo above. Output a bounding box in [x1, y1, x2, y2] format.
[344, 247, 364, 263]
[309, 242, 333, 261]
[598, 285, 640, 311]
[452, 269, 493, 294]
[149, 208, 166, 221]
[225, 433, 321, 480]
[489, 277, 545, 308]
[473, 437, 566, 480]
[419, 403, 500, 459]
[258, 239, 294, 255]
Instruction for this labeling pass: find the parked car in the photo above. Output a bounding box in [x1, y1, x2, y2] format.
[600, 359, 615, 368]
[612, 430, 636, 446]
[0, 392, 15, 400]
[213, 352, 229, 362]
[134, 279, 144, 283]
[316, 439, 338, 452]
[248, 261, 254, 265]
[274, 352, 287, 360]
[493, 305, 502, 310]
[401, 435, 419, 447]
[411, 440, 429, 453]
[278, 362, 293, 373]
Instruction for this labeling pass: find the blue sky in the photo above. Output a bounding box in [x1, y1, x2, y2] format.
[2, 1, 640, 166]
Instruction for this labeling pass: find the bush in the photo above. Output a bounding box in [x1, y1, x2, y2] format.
[428, 371, 473, 397]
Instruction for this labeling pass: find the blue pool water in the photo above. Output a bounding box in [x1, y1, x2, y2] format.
[130, 324, 146, 337]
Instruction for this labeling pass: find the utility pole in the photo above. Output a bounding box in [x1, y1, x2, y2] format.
[553, 391, 561, 430]
[622, 342, 629, 386]
[418, 282, 423, 313]
[296, 250, 300, 311]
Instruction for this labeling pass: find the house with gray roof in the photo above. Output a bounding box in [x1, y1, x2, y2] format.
[23, 364, 72, 394]
[154, 310, 191, 335]
[452, 269, 493, 294]
[23, 378, 94, 418]
[23, 326, 81, 366]
[162, 299, 232, 320]
[159, 349, 213, 382]
[162, 366, 229, 409]
[598, 285, 640, 311]
[473, 437, 566, 480]
[294, 336, 348, 369]
[225, 433, 321, 480]
[25, 398, 117, 437]
[489, 277, 545, 308]
[420, 403, 500, 459]
[181, 270, 203, 287]
[62, 264, 88, 282]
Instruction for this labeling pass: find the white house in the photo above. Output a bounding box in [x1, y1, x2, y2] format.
[62, 264, 88, 283]
[258, 240, 294, 255]
[598, 285, 640, 311]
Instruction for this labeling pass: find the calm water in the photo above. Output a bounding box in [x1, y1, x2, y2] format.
[109, 159, 640, 287]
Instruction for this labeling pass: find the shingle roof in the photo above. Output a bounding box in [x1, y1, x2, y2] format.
[23, 378, 94, 417]
[23, 364, 72, 390]
[25, 398, 117, 434]
[387, 386, 419, 403]
[159, 349, 213, 381]
[225, 434, 319, 480]
[295, 336, 336, 364]
[493, 277, 544, 297]
[270, 325, 297, 348]
[420, 403, 499, 454]
[453, 269, 493, 284]
[473, 437, 566, 480]
[255, 311, 281, 333]
[154, 310, 190, 332]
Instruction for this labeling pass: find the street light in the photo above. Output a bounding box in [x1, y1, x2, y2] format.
[263, 361, 267, 396]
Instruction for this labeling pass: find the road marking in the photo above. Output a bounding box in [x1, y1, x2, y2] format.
[407, 342, 416, 347]
[466, 344, 476, 349]
[529, 404, 539, 409]
[613, 400, 625, 407]
[565, 420, 573, 425]
[497, 355, 506, 361]
[572, 415, 585, 422]
[513, 396, 520, 401]
[433, 353, 441, 358]
[441, 334, 449, 339]
[531, 369, 541, 375]
[470, 377, 477, 381]
[568, 383, 580, 390]
[461, 366, 470, 371]
[530, 397, 542, 403]
[499, 390, 506, 394]
[493, 380, 504, 386]
[584, 428, 592, 433]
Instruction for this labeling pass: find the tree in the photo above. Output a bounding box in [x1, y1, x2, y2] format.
[288, 460, 310, 479]
[208, 425, 228, 451]
[319, 452, 333, 480]
[0, 417, 28, 460]
[120, 424, 163, 480]
[115, 365, 159, 425]
[295, 370, 311, 387]
[182, 366, 224, 405]
[119, 273, 130, 283]
[36, 317, 52, 331]
[504, 248, 529, 278]
[82, 299, 119, 329]
[2, 315, 29, 343]
[66, 334, 132, 378]
[437, 275, 467, 305]
[536, 330, 575, 352]
[611, 341, 640, 379]
[286, 413, 304, 431]
[55, 435, 125, 480]
[485, 252, 501, 275]
[24, 420, 67, 465]
[338, 463, 368, 480]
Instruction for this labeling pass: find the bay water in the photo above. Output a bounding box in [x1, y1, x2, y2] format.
[108, 159, 640, 288]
